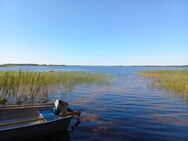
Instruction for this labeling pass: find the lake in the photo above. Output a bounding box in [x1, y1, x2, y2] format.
[0, 66, 188, 141]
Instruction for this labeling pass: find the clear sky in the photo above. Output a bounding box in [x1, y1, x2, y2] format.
[0, 0, 187, 66]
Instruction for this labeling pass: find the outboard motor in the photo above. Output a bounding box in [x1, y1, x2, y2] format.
[53, 99, 72, 115]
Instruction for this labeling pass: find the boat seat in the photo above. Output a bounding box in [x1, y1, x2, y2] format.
[38, 110, 59, 122]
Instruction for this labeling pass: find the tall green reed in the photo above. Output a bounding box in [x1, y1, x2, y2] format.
[0, 71, 111, 105]
[139, 70, 188, 94]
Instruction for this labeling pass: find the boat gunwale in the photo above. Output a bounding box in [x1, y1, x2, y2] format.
[0, 111, 78, 128]
[0, 115, 72, 132]
[0, 103, 54, 110]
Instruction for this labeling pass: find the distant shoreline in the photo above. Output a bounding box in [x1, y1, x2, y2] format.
[0, 64, 66, 67]
[0, 64, 187, 67]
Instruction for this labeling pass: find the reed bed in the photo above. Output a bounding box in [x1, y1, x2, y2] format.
[0, 71, 111, 105]
[139, 70, 188, 94]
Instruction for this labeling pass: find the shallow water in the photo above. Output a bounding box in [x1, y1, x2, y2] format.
[1, 66, 188, 141]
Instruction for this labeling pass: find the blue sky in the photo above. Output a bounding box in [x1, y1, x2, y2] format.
[0, 0, 187, 65]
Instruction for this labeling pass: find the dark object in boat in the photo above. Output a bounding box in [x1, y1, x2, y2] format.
[0, 100, 81, 141]
[0, 97, 7, 105]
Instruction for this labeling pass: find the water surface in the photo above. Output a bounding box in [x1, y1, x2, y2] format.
[1, 66, 188, 141]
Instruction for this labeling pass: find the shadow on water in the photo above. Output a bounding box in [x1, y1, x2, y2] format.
[19, 132, 71, 141]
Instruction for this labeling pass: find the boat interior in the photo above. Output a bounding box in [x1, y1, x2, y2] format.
[0, 104, 54, 130]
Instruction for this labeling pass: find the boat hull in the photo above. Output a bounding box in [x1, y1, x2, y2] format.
[0, 116, 72, 141]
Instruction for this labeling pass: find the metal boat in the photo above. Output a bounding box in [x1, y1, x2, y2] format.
[0, 102, 81, 141]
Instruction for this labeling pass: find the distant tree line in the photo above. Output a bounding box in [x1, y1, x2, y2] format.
[0, 64, 66, 67]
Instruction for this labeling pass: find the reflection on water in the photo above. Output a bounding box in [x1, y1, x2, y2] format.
[1, 66, 188, 141]
[26, 132, 71, 141]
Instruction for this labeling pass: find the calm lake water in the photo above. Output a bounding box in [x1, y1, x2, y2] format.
[1, 66, 188, 141]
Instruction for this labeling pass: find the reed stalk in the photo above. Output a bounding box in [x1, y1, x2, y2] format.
[139, 70, 188, 94]
[0, 71, 111, 105]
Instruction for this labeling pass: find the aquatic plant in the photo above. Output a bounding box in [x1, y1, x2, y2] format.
[0, 97, 7, 105]
[139, 70, 188, 94]
[0, 71, 111, 105]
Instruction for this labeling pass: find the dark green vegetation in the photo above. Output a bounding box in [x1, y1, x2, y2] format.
[0, 64, 66, 67]
[0, 71, 111, 105]
[140, 70, 188, 94]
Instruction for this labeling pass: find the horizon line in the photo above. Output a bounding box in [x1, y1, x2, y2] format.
[0, 63, 187, 67]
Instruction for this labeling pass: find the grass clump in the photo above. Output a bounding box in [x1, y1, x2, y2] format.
[0, 71, 111, 104]
[139, 70, 188, 94]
